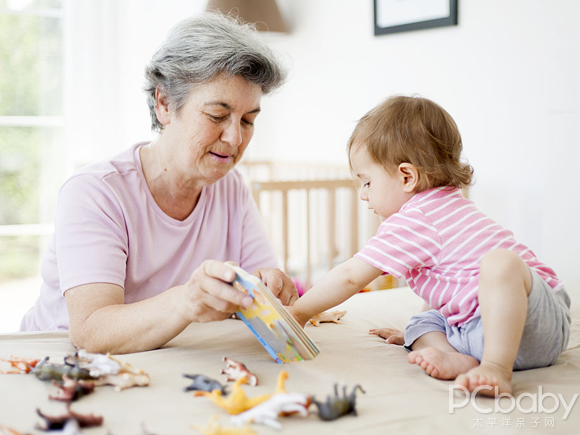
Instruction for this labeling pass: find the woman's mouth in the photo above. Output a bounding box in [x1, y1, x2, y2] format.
[209, 151, 232, 162]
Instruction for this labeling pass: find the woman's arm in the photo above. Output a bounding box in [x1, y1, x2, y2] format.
[66, 260, 253, 354]
[289, 257, 383, 327]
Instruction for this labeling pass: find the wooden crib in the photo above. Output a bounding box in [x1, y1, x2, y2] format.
[238, 161, 397, 291]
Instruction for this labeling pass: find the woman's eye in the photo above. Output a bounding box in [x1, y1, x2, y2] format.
[242, 118, 254, 126]
[208, 114, 226, 122]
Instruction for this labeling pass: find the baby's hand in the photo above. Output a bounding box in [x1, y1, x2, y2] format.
[285, 305, 308, 328]
[369, 327, 405, 345]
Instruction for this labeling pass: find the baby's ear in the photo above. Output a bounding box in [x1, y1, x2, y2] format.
[398, 163, 419, 193]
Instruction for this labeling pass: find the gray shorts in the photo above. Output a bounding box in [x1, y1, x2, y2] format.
[404, 269, 572, 370]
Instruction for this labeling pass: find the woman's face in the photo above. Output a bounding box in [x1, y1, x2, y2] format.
[159, 74, 263, 186]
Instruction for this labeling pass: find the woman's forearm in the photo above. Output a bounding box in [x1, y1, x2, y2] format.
[68, 285, 191, 354]
[66, 260, 254, 354]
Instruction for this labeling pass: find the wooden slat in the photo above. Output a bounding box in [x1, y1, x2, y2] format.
[251, 179, 355, 192]
[305, 190, 311, 287]
[328, 187, 337, 269]
[350, 188, 358, 257]
[251, 178, 369, 289]
[282, 190, 288, 273]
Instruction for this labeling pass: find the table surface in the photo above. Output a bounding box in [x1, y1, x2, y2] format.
[1, 289, 579, 435]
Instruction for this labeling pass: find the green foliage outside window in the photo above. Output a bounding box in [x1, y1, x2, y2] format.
[0, 5, 63, 116]
[0, 235, 47, 281]
[0, 2, 63, 282]
[0, 127, 41, 225]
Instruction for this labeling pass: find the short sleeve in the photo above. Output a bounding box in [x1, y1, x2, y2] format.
[355, 208, 441, 279]
[55, 174, 128, 293]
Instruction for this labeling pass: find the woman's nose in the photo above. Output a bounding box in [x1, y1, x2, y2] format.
[221, 121, 243, 147]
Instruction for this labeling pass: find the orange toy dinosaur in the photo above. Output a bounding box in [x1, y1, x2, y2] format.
[194, 370, 288, 415]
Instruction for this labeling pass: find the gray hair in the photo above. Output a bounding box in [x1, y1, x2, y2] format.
[144, 12, 287, 132]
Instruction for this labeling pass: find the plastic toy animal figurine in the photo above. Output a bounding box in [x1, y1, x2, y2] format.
[49, 375, 95, 402]
[35, 407, 103, 430]
[192, 415, 257, 435]
[44, 419, 83, 435]
[195, 370, 289, 415]
[308, 310, 347, 327]
[0, 355, 41, 374]
[65, 350, 121, 378]
[78, 352, 150, 391]
[221, 357, 258, 386]
[184, 374, 227, 394]
[32, 357, 94, 382]
[94, 371, 149, 392]
[108, 354, 147, 375]
[312, 384, 365, 421]
[0, 423, 27, 435]
[230, 392, 311, 430]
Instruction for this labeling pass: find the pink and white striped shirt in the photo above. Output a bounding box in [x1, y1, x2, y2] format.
[355, 187, 563, 327]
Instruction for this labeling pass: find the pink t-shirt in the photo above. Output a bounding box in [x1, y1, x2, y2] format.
[356, 187, 563, 327]
[20, 143, 278, 331]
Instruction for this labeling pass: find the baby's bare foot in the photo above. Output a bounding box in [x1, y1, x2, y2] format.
[369, 328, 404, 345]
[407, 347, 479, 380]
[455, 362, 512, 397]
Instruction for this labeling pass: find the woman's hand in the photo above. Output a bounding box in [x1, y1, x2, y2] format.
[181, 260, 254, 323]
[251, 267, 299, 306]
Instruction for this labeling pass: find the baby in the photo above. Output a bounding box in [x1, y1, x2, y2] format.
[289, 95, 571, 396]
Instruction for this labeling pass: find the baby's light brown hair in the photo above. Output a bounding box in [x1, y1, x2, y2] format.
[347, 95, 473, 192]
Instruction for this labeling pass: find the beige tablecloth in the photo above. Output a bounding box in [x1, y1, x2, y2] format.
[1, 289, 579, 434]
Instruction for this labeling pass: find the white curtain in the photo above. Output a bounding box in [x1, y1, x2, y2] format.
[63, 0, 205, 172]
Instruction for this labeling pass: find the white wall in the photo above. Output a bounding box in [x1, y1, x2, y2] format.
[67, 0, 580, 298]
[253, 0, 580, 298]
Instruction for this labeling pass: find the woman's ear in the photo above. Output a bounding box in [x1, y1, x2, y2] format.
[154, 88, 171, 126]
[398, 163, 420, 193]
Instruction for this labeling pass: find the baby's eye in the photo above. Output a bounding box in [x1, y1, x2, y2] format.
[363, 182, 370, 187]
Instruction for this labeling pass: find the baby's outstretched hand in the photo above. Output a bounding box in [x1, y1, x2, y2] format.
[369, 327, 405, 345]
[286, 305, 308, 328]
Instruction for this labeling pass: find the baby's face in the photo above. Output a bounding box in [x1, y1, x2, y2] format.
[350, 146, 414, 220]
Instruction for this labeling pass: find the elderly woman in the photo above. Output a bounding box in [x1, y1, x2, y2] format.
[20, 13, 296, 354]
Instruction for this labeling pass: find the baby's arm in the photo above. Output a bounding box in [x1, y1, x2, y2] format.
[289, 257, 382, 326]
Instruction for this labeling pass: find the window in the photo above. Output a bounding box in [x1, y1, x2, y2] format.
[0, 0, 66, 283]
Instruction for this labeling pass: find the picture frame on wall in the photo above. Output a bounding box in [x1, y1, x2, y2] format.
[374, 0, 458, 36]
